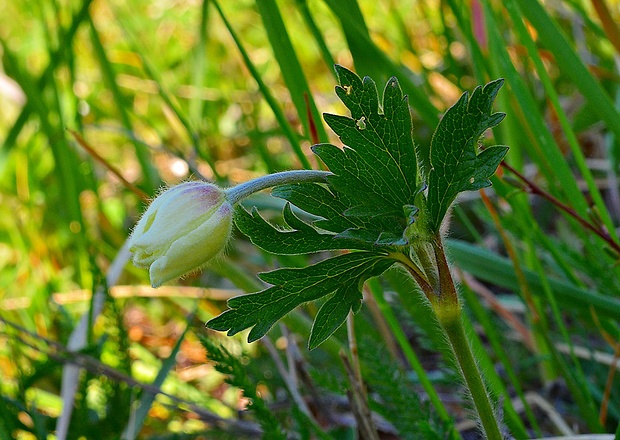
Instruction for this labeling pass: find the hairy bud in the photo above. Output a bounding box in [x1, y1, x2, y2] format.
[128, 182, 233, 287]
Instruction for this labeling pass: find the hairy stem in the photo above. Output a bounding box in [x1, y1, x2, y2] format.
[442, 315, 503, 440]
[432, 237, 504, 440]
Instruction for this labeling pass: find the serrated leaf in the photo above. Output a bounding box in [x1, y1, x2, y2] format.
[427, 79, 508, 231]
[234, 204, 375, 254]
[271, 182, 362, 233]
[273, 181, 404, 245]
[314, 65, 418, 217]
[281, 202, 315, 233]
[313, 143, 394, 214]
[206, 252, 395, 345]
[309, 284, 362, 350]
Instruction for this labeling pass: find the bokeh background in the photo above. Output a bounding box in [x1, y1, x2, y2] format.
[1, 0, 620, 438]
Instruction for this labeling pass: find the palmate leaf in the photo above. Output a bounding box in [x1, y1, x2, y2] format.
[207, 252, 395, 347]
[272, 182, 405, 246]
[271, 182, 365, 234]
[313, 65, 418, 223]
[234, 203, 376, 254]
[427, 79, 508, 231]
[208, 69, 507, 350]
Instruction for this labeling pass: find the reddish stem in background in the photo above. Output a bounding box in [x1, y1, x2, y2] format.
[590, 0, 620, 55]
[69, 130, 150, 202]
[500, 161, 620, 256]
[304, 93, 320, 145]
[471, 0, 487, 53]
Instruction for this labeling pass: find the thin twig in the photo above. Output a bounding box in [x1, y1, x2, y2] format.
[262, 336, 314, 420]
[69, 129, 150, 201]
[340, 353, 380, 440]
[281, 326, 299, 386]
[501, 161, 620, 255]
[346, 312, 363, 389]
[288, 343, 335, 426]
[599, 340, 620, 425]
[362, 286, 400, 360]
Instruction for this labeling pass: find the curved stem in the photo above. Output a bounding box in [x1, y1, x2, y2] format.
[225, 170, 332, 205]
[502, 161, 620, 255]
[388, 251, 435, 301]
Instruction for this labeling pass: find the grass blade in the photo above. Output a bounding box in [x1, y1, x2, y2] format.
[321, 0, 440, 128]
[123, 320, 192, 439]
[447, 239, 620, 321]
[294, 0, 337, 75]
[114, 5, 221, 180]
[501, 0, 618, 241]
[212, 0, 312, 170]
[481, 0, 592, 219]
[256, 0, 329, 143]
[514, 0, 620, 141]
[87, 15, 160, 193]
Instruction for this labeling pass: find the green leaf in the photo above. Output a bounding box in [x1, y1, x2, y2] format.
[314, 65, 418, 218]
[309, 284, 361, 349]
[206, 252, 395, 347]
[427, 79, 508, 231]
[272, 182, 405, 245]
[335, 228, 406, 246]
[234, 204, 375, 254]
[272, 182, 361, 233]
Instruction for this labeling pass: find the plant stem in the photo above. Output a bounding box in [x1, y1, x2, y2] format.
[343, 312, 380, 439]
[388, 251, 435, 301]
[225, 170, 332, 205]
[346, 312, 364, 390]
[432, 237, 504, 440]
[442, 315, 503, 440]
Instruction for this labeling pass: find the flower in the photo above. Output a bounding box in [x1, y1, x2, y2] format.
[127, 170, 332, 287]
[128, 181, 233, 287]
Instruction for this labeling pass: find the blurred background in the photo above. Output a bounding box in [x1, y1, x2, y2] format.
[1, 0, 620, 438]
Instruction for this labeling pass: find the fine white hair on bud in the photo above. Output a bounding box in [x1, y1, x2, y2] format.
[128, 171, 331, 287]
[128, 181, 233, 288]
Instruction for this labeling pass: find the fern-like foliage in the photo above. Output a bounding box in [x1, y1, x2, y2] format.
[200, 336, 286, 439]
[361, 337, 453, 439]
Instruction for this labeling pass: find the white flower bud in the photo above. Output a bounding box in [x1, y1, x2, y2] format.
[128, 181, 233, 287]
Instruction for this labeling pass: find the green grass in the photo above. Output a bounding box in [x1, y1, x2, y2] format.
[1, 0, 619, 438]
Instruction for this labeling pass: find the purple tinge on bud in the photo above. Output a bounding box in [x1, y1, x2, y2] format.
[128, 181, 233, 287]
